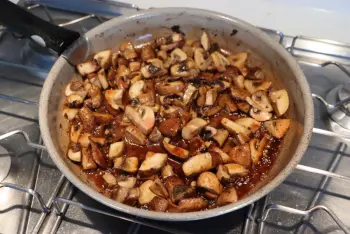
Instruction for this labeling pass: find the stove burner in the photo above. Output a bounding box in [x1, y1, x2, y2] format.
[20, 40, 57, 72]
[0, 145, 11, 182]
[325, 85, 350, 130]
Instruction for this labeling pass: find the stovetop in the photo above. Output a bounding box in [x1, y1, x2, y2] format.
[0, 1, 350, 234]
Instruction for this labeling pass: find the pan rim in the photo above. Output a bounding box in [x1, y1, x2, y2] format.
[39, 7, 314, 221]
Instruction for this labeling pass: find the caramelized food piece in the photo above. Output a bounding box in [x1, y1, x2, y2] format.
[269, 89, 289, 116]
[158, 118, 181, 137]
[264, 119, 291, 138]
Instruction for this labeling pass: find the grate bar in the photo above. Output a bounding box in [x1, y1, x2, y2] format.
[0, 94, 39, 106]
[258, 204, 350, 234]
[0, 130, 46, 150]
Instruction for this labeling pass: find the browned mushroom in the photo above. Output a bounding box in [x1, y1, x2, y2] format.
[155, 81, 186, 96]
[125, 105, 155, 135]
[139, 180, 157, 205]
[211, 51, 230, 72]
[182, 152, 214, 176]
[141, 44, 156, 61]
[138, 152, 168, 176]
[177, 197, 208, 212]
[120, 42, 138, 60]
[93, 50, 112, 69]
[158, 118, 181, 137]
[221, 118, 250, 135]
[124, 125, 147, 145]
[149, 196, 168, 212]
[129, 80, 146, 99]
[182, 118, 208, 140]
[149, 178, 169, 198]
[244, 80, 272, 94]
[197, 171, 223, 195]
[201, 31, 210, 51]
[249, 108, 272, 122]
[91, 141, 107, 169]
[170, 59, 199, 78]
[235, 118, 261, 134]
[264, 119, 291, 138]
[229, 143, 252, 167]
[67, 148, 81, 162]
[76, 61, 100, 76]
[246, 91, 273, 112]
[216, 187, 238, 206]
[118, 177, 137, 188]
[78, 107, 95, 132]
[102, 172, 117, 186]
[269, 89, 289, 116]
[119, 157, 139, 174]
[236, 102, 250, 113]
[140, 59, 167, 78]
[104, 89, 124, 110]
[227, 52, 248, 76]
[231, 87, 250, 101]
[249, 135, 269, 164]
[81, 147, 97, 170]
[212, 129, 229, 147]
[163, 137, 189, 160]
[108, 141, 125, 159]
[161, 164, 175, 179]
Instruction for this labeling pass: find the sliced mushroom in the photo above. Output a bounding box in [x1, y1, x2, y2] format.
[81, 147, 97, 170]
[249, 108, 272, 122]
[65, 81, 85, 96]
[211, 51, 230, 72]
[157, 50, 168, 61]
[67, 148, 81, 162]
[163, 137, 189, 160]
[170, 48, 188, 63]
[89, 143, 106, 170]
[149, 127, 163, 142]
[129, 80, 145, 99]
[149, 178, 169, 198]
[140, 58, 167, 78]
[79, 107, 95, 132]
[92, 112, 113, 125]
[232, 75, 245, 89]
[235, 118, 261, 134]
[209, 146, 231, 164]
[93, 50, 112, 69]
[231, 87, 250, 101]
[182, 152, 213, 176]
[269, 89, 289, 116]
[183, 84, 197, 105]
[129, 61, 141, 72]
[161, 164, 175, 179]
[70, 125, 82, 143]
[119, 157, 139, 174]
[108, 141, 125, 159]
[118, 177, 137, 188]
[78, 133, 91, 147]
[141, 45, 156, 61]
[244, 80, 272, 94]
[236, 102, 250, 113]
[139, 152, 168, 176]
[171, 184, 196, 203]
[228, 52, 248, 76]
[125, 105, 155, 135]
[104, 89, 124, 110]
[63, 108, 79, 120]
[139, 180, 157, 205]
[197, 171, 223, 195]
[67, 94, 84, 108]
[196, 86, 207, 107]
[264, 119, 291, 138]
[87, 84, 102, 108]
[200, 31, 210, 51]
[89, 136, 106, 145]
[102, 172, 117, 186]
[216, 164, 231, 183]
[247, 91, 273, 112]
[181, 118, 208, 140]
[217, 187, 238, 206]
[149, 196, 168, 212]
[201, 126, 217, 140]
[76, 61, 100, 76]
[125, 187, 140, 205]
[221, 118, 251, 135]
[236, 132, 251, 145]
[194, 48, 212, 71]
[249, 135, 269, 164]
[178, 197, 208, 212]
[225, 163, 249, 176]
[229, 143, 252, 167]
[158, 118, 181, 137]
[156, 81, 185, 96]
[124, 125, 147, 145]
[212, 129, 229, 147]
[170, 59, 199, 78]
[115, 187, 129, 203]
[205, 88, 218, 106]
[120, 42, 138, 60]
[97, 69, 109, 89]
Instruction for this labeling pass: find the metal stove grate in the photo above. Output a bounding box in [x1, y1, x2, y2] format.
[0, 2, 350, 234]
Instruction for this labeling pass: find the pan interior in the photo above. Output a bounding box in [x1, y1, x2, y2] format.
[40, 8, 313, 220]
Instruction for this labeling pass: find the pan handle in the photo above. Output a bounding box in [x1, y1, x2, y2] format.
[0, 0, 80, 55]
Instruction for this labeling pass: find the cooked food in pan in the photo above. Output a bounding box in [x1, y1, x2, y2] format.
[63, 30, 290, 212]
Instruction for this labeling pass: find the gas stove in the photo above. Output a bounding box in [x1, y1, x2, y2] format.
[0, 1, 350, 234]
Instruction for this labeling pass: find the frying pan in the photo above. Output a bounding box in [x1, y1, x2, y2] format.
[0, 0, 314, 221]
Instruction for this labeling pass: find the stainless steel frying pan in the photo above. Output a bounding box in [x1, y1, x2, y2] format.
[0, 0, 314, 221]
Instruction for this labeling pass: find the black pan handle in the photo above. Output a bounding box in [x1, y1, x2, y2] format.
[0, 0, 80, 55]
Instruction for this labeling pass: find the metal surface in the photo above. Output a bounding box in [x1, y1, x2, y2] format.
[0, 1, 350, 234]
